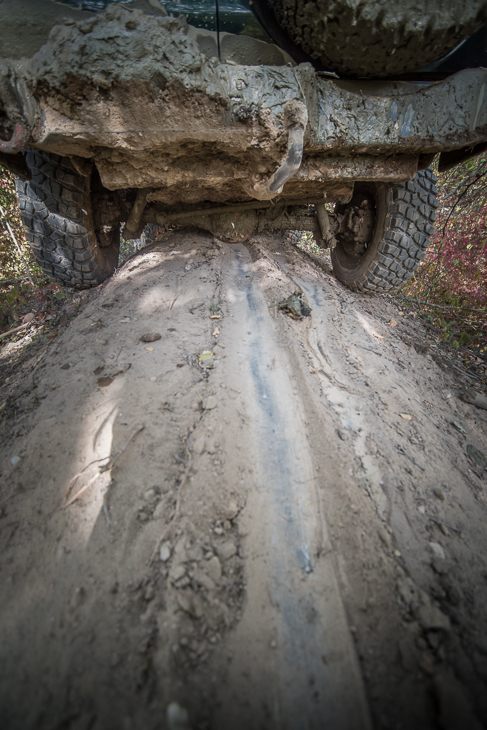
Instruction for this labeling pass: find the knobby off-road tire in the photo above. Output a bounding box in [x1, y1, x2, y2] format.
[258, 0, 487, 77]
[16, 150, 119, 288]
[330, 169, 438, 294]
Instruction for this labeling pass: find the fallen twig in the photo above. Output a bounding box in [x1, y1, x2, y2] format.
[0, 321, 31, 341]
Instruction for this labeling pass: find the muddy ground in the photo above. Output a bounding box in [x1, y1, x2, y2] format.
[1, 230, 487, 730]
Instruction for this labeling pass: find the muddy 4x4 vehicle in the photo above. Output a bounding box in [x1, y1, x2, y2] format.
[2, 0, 487, 292]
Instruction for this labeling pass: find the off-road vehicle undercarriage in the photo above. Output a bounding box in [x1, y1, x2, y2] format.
[2, 0, 487, 292]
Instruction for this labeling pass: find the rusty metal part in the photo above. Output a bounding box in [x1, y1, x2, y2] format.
[0, 120, 29, 153]
[124, 187, 153, 239]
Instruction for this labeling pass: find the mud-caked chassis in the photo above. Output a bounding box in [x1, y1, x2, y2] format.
[2, 1, 487, 293]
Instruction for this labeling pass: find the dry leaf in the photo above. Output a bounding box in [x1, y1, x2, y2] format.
[389, 320, 397, 327]
[98, 376, 113, 387]
[22, 312, 35, 324]
[400, 413, 412, 420]
[373, 333, 384, 339]
[145, 347, 154, 352]
[212, 327, 220, 336]
[210, 315, 222, 319]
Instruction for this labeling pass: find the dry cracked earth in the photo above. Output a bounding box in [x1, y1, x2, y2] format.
[1, 230, 487, 730]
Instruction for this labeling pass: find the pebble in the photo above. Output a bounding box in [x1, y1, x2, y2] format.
[96, 339, 107, 345]
[192, 569, 216, 591]
[150, 376, 157, 382]
[140, 332, 162, 343]
[377, 527, 392, 549]
[144, 488, 158, 502]
[206, 555, 222, 582]
[10, 456, 20, 466]
[204, 396, 217, 410]
[170, 564, 186, 583]
[167, 702, 191, 730]
[429, 542, 445, 560]
[223, 501, 239, 520]
[216, 540, 237, 561]
[433, 488, 446, 501]
[159, 542, 171, 562]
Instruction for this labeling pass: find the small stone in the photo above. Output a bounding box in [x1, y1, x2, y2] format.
[144, 488, 158, 502]
[270, 639, 277, 649]
[150, 376, 157, 382]
[177, 589, 203, 618]
[213, 527, 224, 536]
[429, 542, 445, 560]
[216, 540, 237, 561]
[96, 339, 107, 345]
[439, 523, 449, 536]
[377, 527, 392, 549]
[10, 456, 20, 466]
[60, 363, 71, 370]
[433, 488, 446, 501]
[418, 505, 426, 515]
[206, 555, 222, 582]
[160, 542, 171, 562]
[192, 569, 216, 591]
[204, 396, 217, 410]
[223, 501, 239, 520]
[140, 332, 162, 343]
[170, 564, 186, 583]
[97, 376, 113, 387]
[167, 703, 191, 730]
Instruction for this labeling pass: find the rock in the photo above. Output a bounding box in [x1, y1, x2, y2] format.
[140, 332, 162, 343]
[433, 487, 446, 501]
[222, 501, 239, 520]
[378, 527, 392, 549]
[166, 702, 192, 730]
[192, 569, 216, 591]
[416, 601, 450, 633]
[206, 555, 222, 582]
[429, 542, 445, 560]
[159, 542, 171, 562]
[10, 456, 20, 466]
[278, 292, 312, 319]
[204, 396, 217, 410]
[144, 488, 159, 503]
[216, 540, 237, 561]
[177, 589, 203, 619]
[170, 564, 186, 583]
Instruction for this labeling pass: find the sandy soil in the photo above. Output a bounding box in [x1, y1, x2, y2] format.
[1, 230, 487, 730]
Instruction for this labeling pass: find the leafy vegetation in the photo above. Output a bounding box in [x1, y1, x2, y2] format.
[402, 156, 487, 357]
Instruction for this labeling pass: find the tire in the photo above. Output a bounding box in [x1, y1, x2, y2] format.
[257, 0, 487, 77]
[16, 150, 120, 288]
[330, 168, 438, 294]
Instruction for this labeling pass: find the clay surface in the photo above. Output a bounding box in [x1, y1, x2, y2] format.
[1, 231, 487, 729]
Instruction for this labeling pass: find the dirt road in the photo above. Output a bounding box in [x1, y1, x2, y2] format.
[1, 231, 487, 730]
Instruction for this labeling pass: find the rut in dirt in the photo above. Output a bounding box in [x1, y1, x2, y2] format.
[1, 230, 487, 730]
